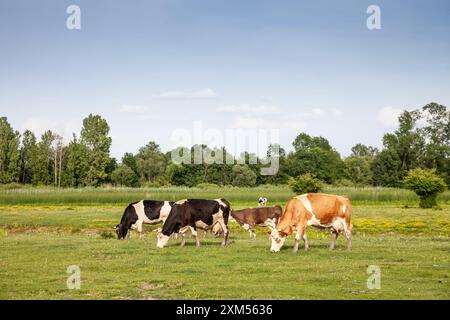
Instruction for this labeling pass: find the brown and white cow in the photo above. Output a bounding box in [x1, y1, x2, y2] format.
[269, 193, 352, 253]
[231, 206, 282, 238]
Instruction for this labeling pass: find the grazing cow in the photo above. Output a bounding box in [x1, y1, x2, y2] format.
[231, 206, 282, 238]
[114, 200, 174, 240]
[269, 193, 352, 253]
[156, 199, 231, 248]
[258, 197, 268, 207]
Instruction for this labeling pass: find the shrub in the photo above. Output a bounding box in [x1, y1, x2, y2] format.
[289, 173, 323, 194]
[404, 168, 447, 208]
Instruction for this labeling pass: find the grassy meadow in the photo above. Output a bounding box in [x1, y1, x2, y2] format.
[0, 186, 449, 299]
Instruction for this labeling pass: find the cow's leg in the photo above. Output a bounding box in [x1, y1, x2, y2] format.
[128, 229, 132, 239]
[302, 228, 309, 251]
[342, 220, 352, 250]
[218, 220, 229, 246]
[330, 231, 338, 250]
[293, 225, 301, 253]
[345, 230, 352, 250]
[180, 232, 186, 246]
[242, 224, 254, 238]
[189, 226, 200, 247]
[137, 221, 143, 240]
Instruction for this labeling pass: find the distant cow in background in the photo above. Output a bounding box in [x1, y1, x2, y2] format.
[156, 199, 231, 248]
[231, 206, 282, 238]
[115, 200, 174, 239]
[258, 197, 268, 207]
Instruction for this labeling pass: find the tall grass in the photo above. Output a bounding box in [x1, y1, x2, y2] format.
[0, 185, 449, 205]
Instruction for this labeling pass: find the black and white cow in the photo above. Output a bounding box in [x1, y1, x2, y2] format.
[258, 197, 268, 207]
[115, 200, 174, 239]
[156, 199, 231, 248]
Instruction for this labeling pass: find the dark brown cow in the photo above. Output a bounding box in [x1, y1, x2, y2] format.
[231, 206, 282, 238]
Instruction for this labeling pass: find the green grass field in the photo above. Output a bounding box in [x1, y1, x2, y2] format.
[0, 186, 449, 300]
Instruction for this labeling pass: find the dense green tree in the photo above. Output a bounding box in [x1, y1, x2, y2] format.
[231, 164, 257, 187]
[350, 143, 379, 158]
[62, 134, 89, 187]
[33, 130, 55, 185]
[122, 152, 138, 175]
[285, 133, 344, 184]
[0, 117, 20, 183]
[111, 164, 139, 187]
[80, 114, 112, 186]
[105, 157, 118, 182]
[19, 130, 38, 184]
[344, 156, 372, 186]
[259, 144, 289, 185]
[371, 110, 425, 186]
[370, 148, 403, 187]
[136, 141, 167, 183]
[420, 103, 450, 185]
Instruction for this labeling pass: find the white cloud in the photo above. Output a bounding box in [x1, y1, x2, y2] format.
[330, 107, 343, 116]
[217, 104, 281, 116]
[232, 116, 306, 131]
[223, 105, 342, 132]
[121, 104, 154, 114]
[378, 106, 402, 127]
[150, 88, 218, 100]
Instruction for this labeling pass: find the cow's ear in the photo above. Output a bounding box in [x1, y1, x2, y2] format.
[279, 231, 288, 237]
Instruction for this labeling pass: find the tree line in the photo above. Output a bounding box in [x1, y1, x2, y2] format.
[0, 102, 448, 188]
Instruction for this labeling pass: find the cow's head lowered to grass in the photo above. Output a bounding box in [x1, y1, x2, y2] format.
[269, 228, 289, 252]
[114, 224, 128, 240]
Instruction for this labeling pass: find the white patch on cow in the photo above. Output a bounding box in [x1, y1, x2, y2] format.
[212, 223, 223, 236]
[195, 220, 209, 229]
[242, 223, 251, 231]
[296, 195, 334, 228]
[179, 226, 190, 234]
[156, 234, 170, 248]
[176, 199, 187, 205]
[331, 218, 344, 232]
[294, 227, 301, 241]
[160, 201, 172, 222]
[264, 218, 277, 229]
[132, 200, 147, 222]
[269, 229, 287, 252]
[342, 204, 347, 213]
[133, 200, 160, 224]
[296, 194, 314, 215]
[214, 199, 227, 207]
[189, 226, 198, 237]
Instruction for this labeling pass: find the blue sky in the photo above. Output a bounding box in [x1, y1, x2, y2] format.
[1, 0, 449, 159]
